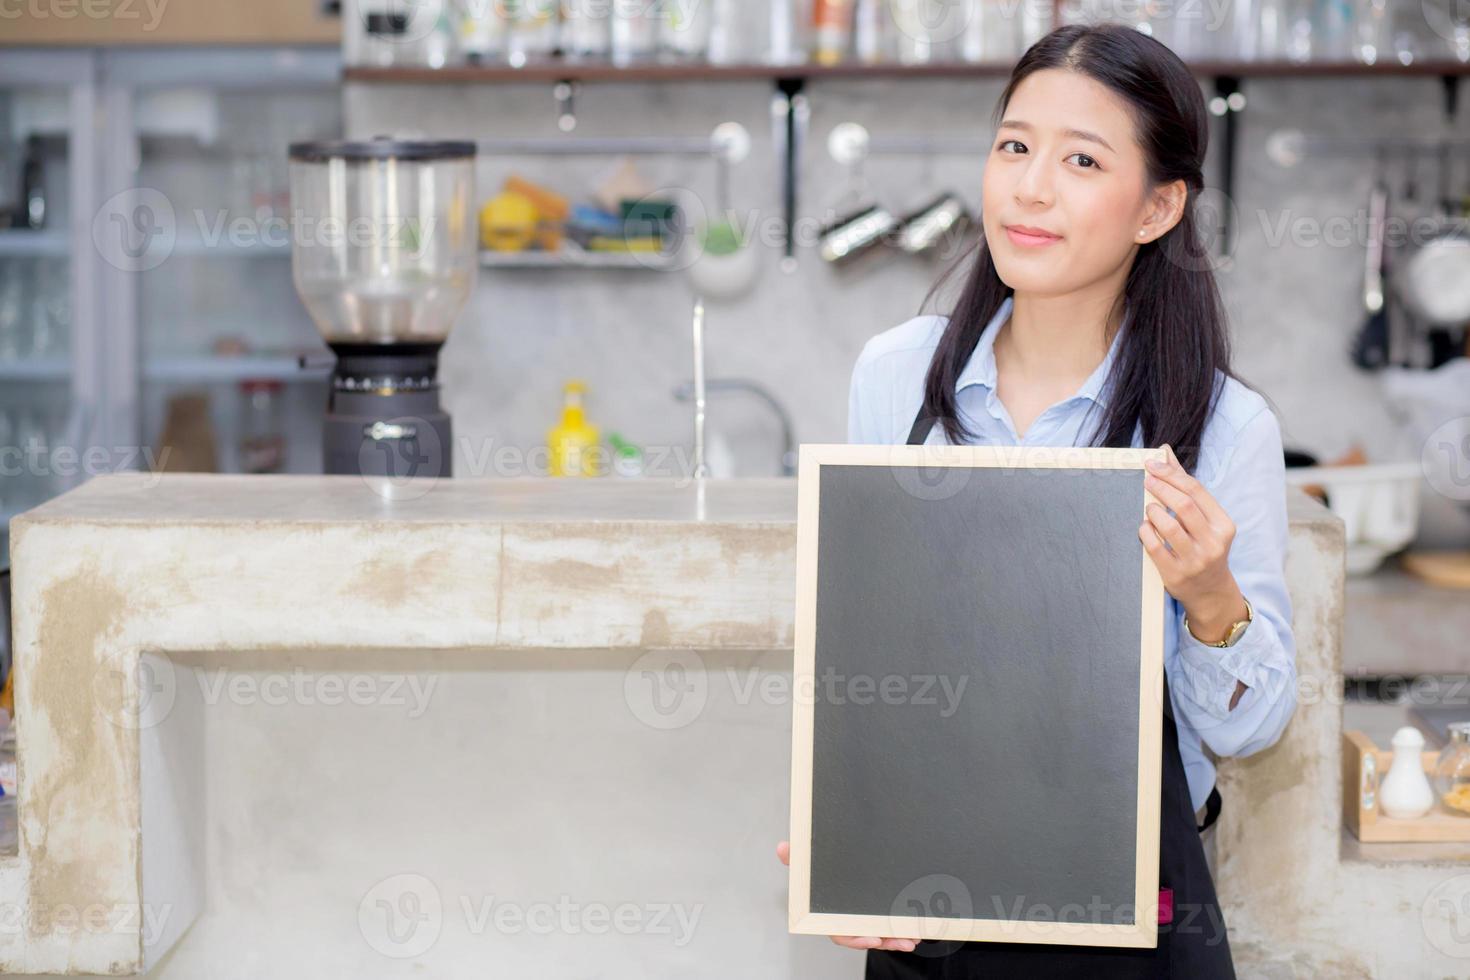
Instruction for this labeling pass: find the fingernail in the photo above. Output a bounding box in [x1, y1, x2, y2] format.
[1146, 458, 1163, 471]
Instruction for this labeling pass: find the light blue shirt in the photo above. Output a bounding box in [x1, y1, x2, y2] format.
[847, 295, 1298, 815]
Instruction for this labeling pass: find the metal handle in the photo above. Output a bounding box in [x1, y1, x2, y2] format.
[364, 421, 417, 441]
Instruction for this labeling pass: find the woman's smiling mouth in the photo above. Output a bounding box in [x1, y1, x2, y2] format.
[1003, 224, 1064, 247]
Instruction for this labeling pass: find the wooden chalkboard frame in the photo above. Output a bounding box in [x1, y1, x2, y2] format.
[788, 443, 1168, 949]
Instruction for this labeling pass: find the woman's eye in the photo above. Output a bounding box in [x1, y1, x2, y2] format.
[997, 139, 1027, 154]
[1066, 152, 1099, 169]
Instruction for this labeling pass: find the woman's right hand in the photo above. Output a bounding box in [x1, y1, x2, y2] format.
[775, 840, 919, 954]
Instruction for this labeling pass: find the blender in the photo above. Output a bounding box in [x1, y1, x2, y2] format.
[288, 138, 477, 478]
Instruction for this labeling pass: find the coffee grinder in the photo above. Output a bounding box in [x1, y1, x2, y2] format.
[288, 138, 477, 478]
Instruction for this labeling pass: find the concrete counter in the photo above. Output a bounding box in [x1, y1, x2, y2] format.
[0, 472, 1434, 977]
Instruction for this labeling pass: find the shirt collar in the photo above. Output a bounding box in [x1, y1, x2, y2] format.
[953, 295, 1127, 409]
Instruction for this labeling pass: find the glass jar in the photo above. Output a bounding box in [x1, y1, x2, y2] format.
[1434, 722, 1470, 816]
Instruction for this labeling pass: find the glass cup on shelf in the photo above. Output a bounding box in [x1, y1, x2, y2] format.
[1353, 0, 1392, 62]
[610, 0, 660, 65]
[507, 0, 559, 67]
[0, 409, 14, 513]
[0, 263, 24, 361]
[1312, 0, 1357, 60]
[560, 0, 610, 59]
[1284, 0, 1316, 60]
[659, 0, 712, 61]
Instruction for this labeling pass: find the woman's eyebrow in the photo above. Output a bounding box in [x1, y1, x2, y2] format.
[997, 118, 1116, 154]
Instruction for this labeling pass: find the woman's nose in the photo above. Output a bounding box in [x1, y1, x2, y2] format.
[1012, 159, 1054, 208]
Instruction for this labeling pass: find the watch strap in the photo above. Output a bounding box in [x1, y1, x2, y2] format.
[1184, 597, 1253, 648]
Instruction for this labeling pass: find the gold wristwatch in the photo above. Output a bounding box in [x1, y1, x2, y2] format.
[1183, 597, 1253, 648]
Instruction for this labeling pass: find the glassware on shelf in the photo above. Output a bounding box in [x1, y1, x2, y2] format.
[1223, 0, 1261, 60]
[1286, 0, 1317, 61]
[890, 0, 945, 64]
[28, 263, 54, 359]
[767, 0, 810, 65]
[661, 0, 713, 61]
[0, 263, 24, 361]
[1314, 0, 1357, 60]
[420, 4, 460, 68]
[855, 0, 890, 62]
[11, 410, 53, 510]
[1391, 1, 1423, 64]
[964, 0, 1038, 60]
[1354, 0, 1392, 62]
[507, 0, 560, 67]
[239, 379, 287, 474]
[0, 258, 62, 361]
[560, 0, 610, 59]
[1256, 0, 1292, 59]
[459, 0, 509, 62]
[1434, 722, 1470, 816]
[611, 0, 660, 65]
[706, 0, 742, 64]
[1018, 0, 1051, 51]
[0, 410, 14, 513]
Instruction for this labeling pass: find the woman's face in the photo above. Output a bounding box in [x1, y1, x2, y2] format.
[981, 68, 1184, 298]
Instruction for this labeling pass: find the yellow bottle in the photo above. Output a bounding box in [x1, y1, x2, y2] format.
[548, 380, 602, 477]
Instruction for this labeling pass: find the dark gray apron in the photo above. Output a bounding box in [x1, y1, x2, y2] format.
[862, 411, 1234, 980]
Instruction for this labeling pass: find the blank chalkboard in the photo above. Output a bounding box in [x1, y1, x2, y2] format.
[788, 444, 1166, 949]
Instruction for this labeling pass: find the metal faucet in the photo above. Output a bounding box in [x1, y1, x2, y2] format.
[689, 298, 709, 480]
[672, 377, 798, 477]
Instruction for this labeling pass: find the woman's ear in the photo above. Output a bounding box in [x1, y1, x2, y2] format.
[1134, 179, 1188, 245]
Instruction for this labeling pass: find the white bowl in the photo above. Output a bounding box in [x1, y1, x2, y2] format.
[685, 241, 760, 301]
[1284, 463, 1423, 575]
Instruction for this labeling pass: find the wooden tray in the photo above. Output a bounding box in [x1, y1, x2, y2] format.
[1401, 550, 1470, 590]
[1342, 729, 1470, 842]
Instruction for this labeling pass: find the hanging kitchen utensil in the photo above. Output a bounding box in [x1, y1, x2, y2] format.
[1351, 152, 1391, 369]
[1395, 89, 1470, 351]
[892, 144, 973, 257]
[818, 123, 899, 266]
[772, 80, 809, 272]
[686, 122, 760, 301]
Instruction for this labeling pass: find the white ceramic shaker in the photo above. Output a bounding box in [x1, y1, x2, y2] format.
[1379, 726, 1436, 819]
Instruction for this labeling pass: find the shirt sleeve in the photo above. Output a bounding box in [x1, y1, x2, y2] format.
[1165, 404, 1298, 760]
[846, 339, 885, 445]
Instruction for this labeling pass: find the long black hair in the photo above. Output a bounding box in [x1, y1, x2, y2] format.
[918, 23, 1231, 473]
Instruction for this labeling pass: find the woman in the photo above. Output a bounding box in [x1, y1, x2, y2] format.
[777, 22, 1297, 979]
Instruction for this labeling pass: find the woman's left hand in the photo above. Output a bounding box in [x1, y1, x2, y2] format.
[1137, 444, 1248, 642]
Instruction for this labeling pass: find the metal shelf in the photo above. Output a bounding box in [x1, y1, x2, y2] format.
[0, 230, 68, 258]
[480, 246, 677, 270]
[0, 357, 70, 381]
[144, 354, 331, 383]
